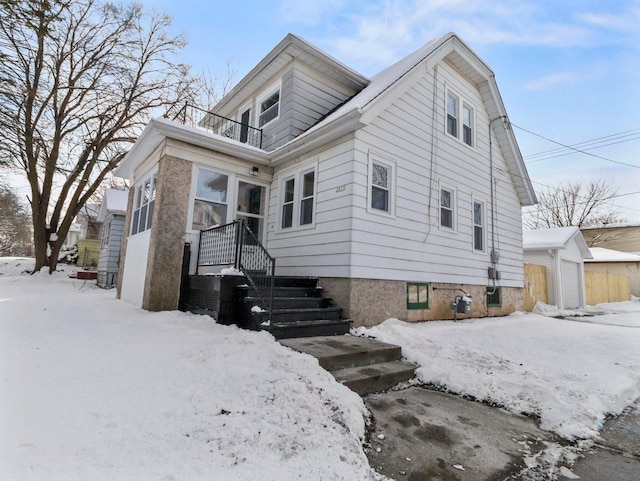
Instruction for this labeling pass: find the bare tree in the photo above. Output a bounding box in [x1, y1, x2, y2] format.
[0, 0, 196, 272]
[524, 179, 626, 229]
[0, 184, 33, 256]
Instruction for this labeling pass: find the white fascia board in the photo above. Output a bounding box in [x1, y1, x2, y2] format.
[115, 118, 270, 179]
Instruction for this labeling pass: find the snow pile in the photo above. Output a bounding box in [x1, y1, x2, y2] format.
[355, 311, 640, 440]
[532, 301, 587, 318]
[0, 259, 377, 481]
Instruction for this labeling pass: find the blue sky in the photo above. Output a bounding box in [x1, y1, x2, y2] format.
[146, 0, 640, 221]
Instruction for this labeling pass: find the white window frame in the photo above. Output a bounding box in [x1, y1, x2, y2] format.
[257, 80, 281, 128]
[131, 171, 157, 236]
[100, 220, 110, 250]
[445, 87, 476, 149]
[190, 166, 231, 232]
[367, 153, 395, 216]
[277, 162, 318, 232]
[473, 199, 486, 252]
[439, 186, 456, 230]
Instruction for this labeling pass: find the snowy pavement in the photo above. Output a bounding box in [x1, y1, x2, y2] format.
[2, 256, 640, 480]
[0, 258, 378, 481]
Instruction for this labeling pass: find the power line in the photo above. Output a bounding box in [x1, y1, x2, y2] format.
[511, 122, 640, 170]
[525, 127, 640, 161]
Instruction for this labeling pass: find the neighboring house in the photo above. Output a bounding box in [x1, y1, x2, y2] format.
[581, 223, 640, 254]
[523, 227, 592, 309]
[76, 203, 102, 268]
[97, 189, 129, 287]
[115, 32, 536, 326]
[585, 247, 640, 297]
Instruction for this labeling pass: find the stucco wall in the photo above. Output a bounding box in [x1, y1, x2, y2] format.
[320, 277, 523, 327]
[143, 155, 192, 311]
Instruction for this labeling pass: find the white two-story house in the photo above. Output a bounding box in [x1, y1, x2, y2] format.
[115, 32, 536, 327]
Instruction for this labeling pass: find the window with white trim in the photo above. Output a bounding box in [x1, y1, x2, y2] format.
[369, 157, 394, 214]
[473, 200, 485, 251]
[131, 173, 157, 235]
[446, 89, 475, 147]
[440, 187, 454, 229]
[192, 167, 229, 231]
[100, 220, 110, 250]
[258, 87, 280, 127]
[279, 165, 317, 230]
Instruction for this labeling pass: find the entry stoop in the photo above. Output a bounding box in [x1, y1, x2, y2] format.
[280, 335, 417, 395]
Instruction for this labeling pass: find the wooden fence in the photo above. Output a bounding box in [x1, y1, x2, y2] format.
[524, 263, 548, 311]
[585, 271, 631, 305]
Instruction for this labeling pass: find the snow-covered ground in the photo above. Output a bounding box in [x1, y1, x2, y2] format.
[0, 258, 377, 481]
[355, 301, 640, 441]
[3, 256, 640, 480]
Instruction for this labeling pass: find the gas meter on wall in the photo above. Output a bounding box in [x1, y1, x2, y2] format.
[451, 294, 472, 314]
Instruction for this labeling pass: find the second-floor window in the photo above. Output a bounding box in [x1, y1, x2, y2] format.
[446, 92, 458, 137]
[259, 88, 280, 127]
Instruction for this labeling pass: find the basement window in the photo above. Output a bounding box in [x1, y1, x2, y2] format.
[486, 287, 501, 307]
[407, 283, 429, 309]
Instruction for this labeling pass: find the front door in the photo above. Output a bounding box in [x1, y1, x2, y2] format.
[236, 181, 266, 242]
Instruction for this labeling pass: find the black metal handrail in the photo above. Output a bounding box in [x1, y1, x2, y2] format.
[197, 220, 275, 323]
[172, 102, 263, 149]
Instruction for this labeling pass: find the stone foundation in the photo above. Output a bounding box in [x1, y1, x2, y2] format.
[319, 277, 523, 327]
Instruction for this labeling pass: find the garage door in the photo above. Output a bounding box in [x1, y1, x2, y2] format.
[561, 260, 581, 309]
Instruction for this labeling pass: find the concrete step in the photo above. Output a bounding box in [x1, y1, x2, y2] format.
[268, 319, 352, 339]
[280, 335, 403, 371]
[332, 361, 417, 395]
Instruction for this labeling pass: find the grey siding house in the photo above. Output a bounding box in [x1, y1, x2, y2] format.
[97, 189, 128, 287]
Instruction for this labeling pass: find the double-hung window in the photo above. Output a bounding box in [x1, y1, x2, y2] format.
[440, 187, 454, 229]
[279, 165, 317, 230]
[258, 86, 280, 127]
[192, 168, 229, 231]
[446, 89, 474, 147]
[100, 220, 110, 250]
[473, 200, 485, 251]
[132, 174, 156, 235]
[446, 92, 458, 137]
[368, 155, 394, 215]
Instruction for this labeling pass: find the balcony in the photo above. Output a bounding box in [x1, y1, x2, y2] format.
[172, 103, 263, 149]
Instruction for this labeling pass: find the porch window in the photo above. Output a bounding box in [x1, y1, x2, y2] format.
[300, 170, 315, 225]
[440, 187, 454, 229]
[407, 283, 429, 309]
[446, 92, 458, 137]
[131, 173, 156, 235]
[473, 200, 484, 251]
[463, 103, 473, 147]
[259, 88, 280, 127]
[281, 177, 295, 228]
[192, 168, 229, 231]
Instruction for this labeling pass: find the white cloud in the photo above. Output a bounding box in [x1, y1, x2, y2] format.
[312, 0, 634, 72]
[523, 71, 578, 91]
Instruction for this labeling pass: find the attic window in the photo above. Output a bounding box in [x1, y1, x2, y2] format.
[446, 89, 475, 148]
[259, 89, 280, 127]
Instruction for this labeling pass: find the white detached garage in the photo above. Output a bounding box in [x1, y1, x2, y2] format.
[523, 227, 593, 309]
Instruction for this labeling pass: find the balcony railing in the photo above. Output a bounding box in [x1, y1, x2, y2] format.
[172, 102, 263, 149]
